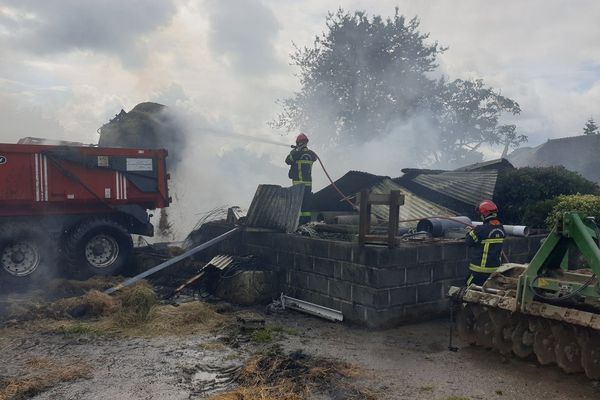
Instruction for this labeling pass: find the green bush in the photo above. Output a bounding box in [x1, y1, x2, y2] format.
[494, 166, 599, 227]
[546, 194, 600, 228]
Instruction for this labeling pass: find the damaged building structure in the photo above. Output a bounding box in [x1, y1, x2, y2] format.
[191, 159, 543, 328]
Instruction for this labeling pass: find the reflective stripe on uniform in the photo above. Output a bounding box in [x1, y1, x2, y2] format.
[299, 211, 312, 217]
[467, 274, 474, 285]
[469, 263, 498, 273]
[468, 230, 479, 242]
[296, 159, 313, 182]
[480, 238, 504, 268]
[292, 180, 312, 186]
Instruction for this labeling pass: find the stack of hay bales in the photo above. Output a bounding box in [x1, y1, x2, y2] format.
[98, 102, 185, 166]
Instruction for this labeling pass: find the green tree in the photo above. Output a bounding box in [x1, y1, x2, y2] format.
[494, 166, 600, 227]
[583, 118, 598, 135]
[273, 8, 525, 166]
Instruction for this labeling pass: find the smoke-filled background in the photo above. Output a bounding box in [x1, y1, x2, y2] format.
[2, 0, 600, 238]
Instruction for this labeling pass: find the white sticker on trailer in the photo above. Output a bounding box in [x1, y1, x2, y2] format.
[126, 158, 153, 171]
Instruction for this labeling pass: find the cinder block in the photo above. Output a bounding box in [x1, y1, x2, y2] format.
[416, 282, 443, 303]
[389, 286, 417, 306]
[291, 236, 329, 258]
[294, 254, 314, 272]
[308, 274, 329, 295]
[351, 285, 388, 307]
[313, 258, 338, 278]
[329, 279, 352, 301]
[340, 301, 368, 324]
[247, 245, 276, 265]
[390, 246, 418, 266]
[328, 241, 355, 262]
[366, 267, 405, 288]
[245, 232, 274, 247]
[272, 234, 294, 252]
[405, 265, 432, 284]
[290, 271, 310, 289]
[432, 261, 458, 282]
[354, 246, 384, 266]
[340, 263, 367, 284]
[417, 244, 443, 263]
[308, 238, 330, 259]
[441, 243, 467, 261]
[504, 237, 529, 257]
[276, 251, 295, 270]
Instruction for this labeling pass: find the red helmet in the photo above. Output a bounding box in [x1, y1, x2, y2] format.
[296, 133, 309, 145]
[478, 200, 498, 217]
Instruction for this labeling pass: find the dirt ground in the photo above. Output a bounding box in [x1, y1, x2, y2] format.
[1, 305, 599, 400]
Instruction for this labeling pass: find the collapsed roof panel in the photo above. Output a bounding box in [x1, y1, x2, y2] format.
[412, 170, 498, 206]
[312, 170, 387, 213]
[369, 179, 456, 223]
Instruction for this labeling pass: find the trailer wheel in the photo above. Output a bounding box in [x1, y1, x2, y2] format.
[65, 219, 133, 277]
[0, 224, 56, 289]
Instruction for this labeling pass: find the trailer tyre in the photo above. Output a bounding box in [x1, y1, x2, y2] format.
[0, 224, 56, 289]
[65, 219, 133, 277]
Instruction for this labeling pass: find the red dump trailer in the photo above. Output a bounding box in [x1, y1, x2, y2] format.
[0, 143, 170, 285]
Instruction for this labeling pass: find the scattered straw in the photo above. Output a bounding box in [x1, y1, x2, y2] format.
[112, 284, 158, 326]
[210, 350, 375, 400]
[0, 357, 92, 400]
[4, 280, 230, 338]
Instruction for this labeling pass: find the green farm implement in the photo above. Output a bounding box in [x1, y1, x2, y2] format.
[449, 212, 600, 378]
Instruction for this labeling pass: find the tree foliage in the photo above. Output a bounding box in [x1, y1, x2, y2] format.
[583, 118, 599, 135]
[494, 166, 600, 227]
[546, 194, 600, 228]
[274, 8, 525, 167]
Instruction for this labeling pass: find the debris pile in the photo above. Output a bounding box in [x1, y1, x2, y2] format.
[1, 278, 229, 337]
[210, 349, 375, 400]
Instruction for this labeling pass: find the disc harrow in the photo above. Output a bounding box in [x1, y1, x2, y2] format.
[456, 302, 600, 379]
[450, 212, 600, 379]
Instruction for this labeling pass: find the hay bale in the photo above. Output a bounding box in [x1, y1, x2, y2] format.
[50, 290, 119, 318]
[113, 285, 158, 326]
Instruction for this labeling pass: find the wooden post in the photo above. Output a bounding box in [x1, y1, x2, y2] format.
[358, 189, 371, 247]
[388, 190, 401, 248]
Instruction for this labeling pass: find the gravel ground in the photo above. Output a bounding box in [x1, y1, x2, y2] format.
[1, 309, 599, 400]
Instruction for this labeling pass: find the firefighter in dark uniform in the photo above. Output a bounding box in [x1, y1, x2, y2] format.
[285, 133, 317, 225]
[465, 200, 506, 286]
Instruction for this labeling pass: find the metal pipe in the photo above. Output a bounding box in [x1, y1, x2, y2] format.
[472, 221, 529, 237]
[416, 216, 472, 237]
[105, 227, 241, 294]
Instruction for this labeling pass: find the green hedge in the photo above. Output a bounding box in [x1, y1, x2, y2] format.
[546, 194, 600, 228]
[494, 166, 600, 227]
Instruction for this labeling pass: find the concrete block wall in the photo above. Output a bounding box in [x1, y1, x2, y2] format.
[197, 223, 543, 328]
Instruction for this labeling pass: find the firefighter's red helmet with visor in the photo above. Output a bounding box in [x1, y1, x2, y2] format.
[478, 200, 498, 217]
[296, 133, 309, 145]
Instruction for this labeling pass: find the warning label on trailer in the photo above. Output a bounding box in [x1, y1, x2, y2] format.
[126, 158, 153, 171]
[0, 155, 6, 165]
[97, 156, 109, 167]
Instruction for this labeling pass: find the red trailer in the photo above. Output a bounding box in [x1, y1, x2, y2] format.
[0, 143, 170, 285]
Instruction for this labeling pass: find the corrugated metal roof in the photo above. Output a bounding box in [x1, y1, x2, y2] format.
[369, 179, 457, 224]
[246, 184, 304, 233]
[453, 158, 514, 172]
[312, 171, 386, 212]
[412, 171, 498, 206]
